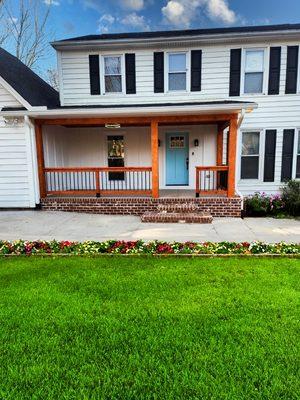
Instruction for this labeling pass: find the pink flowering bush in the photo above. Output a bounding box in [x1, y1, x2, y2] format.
[0, 240, 299, 256]
[245, 192, 285, 217]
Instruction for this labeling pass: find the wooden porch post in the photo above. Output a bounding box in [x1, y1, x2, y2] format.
[227, 116, 238, 197]
[151, 120, 159, 198]
[217, 125, 223, 165]
[35, 122, 46, 198]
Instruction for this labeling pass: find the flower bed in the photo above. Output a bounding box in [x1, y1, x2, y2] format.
[0, 240, 299, 256]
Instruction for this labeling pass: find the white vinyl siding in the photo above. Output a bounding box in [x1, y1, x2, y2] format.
[0, 118, 37, 208]
[57, 41, 300, 196]
[0, 83, 22, 108]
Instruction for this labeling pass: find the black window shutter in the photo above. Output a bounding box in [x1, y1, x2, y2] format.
[263, 130, 277, 182]
[89, 55, 100, 95]
[191, 50, 202, 91]
[125, 53, 136, 94]
[154, 52, 164, 93]
[268, 47, 281, 95]
[285, 46, 299, 94]
[281, 129, 295, 181]
[229, 49, 241, 96]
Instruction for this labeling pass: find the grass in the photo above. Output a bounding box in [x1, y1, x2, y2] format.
[0, 257, 299, 400]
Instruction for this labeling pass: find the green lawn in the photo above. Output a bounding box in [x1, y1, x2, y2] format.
[0, 257, 299, 400]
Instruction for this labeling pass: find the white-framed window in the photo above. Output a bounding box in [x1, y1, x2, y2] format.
[102, 55, 124, 94]
[240, 131, 261, 179]
[296, 130, 300, 178]
[167, 52, 188, 91]
[242, 49, 266, 94]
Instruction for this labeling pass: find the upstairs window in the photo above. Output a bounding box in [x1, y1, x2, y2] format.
[104, 56, 122, 93]
[244, 49, 265, 94]
[168, 53, 187, 91]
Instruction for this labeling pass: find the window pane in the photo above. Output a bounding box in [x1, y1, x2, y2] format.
[242, 132, 260, 155]
[169, 72, 186, 90]
[105, 75, 122, 92]
[298, 132, 300, 154]
[244, 72, 263, 93]
[170, 136, 185, 148]
[245, 50, 264, 72]
[104, 57, 121, 74]
[241, 156, 259, 179]
[169, 53, 186, 72]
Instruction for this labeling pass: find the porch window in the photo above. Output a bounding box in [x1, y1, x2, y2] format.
[241, 132, 260, 179]
[104, 56, 122, 93]
[168, 53, 187, 91]
[296, 131, 300, 178]
[244, 49, 265, 94]
[107, 135, 125, 180]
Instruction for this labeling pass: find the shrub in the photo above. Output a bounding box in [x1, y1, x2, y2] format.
[245, 193, 271, 217]
[281, 180, 300, 217]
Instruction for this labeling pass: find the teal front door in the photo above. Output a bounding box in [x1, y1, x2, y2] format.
[166, 132, 189, 185]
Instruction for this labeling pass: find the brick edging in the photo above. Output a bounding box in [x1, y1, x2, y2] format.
[41, 196, 242, 217]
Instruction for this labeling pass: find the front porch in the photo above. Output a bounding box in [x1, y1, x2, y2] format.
[35, 113, 239, 201]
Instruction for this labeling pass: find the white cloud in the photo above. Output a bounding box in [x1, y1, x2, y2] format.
[98, 13, 115, 33]
[121, 0, 144, 11]
[206, 0, 235, 24]
[162, 0, 236, 28]
[121, 12, 150, 30]
[44, 0, 60, 5]
[162, 1, 187, 27]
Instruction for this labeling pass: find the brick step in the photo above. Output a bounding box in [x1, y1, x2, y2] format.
[141, 211, 213, 224]
[157, 203, 199, 213]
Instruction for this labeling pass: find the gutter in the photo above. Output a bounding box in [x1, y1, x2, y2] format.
[52, 30, 300, 50]
[0, 102, 258, 119]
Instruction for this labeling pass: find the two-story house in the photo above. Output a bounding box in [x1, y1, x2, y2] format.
[0, 23, 300, 218]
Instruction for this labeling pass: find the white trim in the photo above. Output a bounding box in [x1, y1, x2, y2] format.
[292, 128, 300, 179]
[57, 50, 64, 106]
[101, 54, 125, 95]
[238, 128, 264, 182]
[51, 29, 300, 51]
[241, 47, 269, 96]
[0, 76, 33, 110]
[0, 102, 258, 118]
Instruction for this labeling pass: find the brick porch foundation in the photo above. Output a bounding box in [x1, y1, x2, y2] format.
[40, 196, 242, 218]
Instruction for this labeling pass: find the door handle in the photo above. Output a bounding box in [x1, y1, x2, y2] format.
[186, 157, 189, 170]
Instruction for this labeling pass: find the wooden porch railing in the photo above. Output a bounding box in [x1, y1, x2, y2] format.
[44, 167, 152, 196]
[195, 166, 229, 197]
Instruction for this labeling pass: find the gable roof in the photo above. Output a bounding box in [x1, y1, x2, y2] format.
[0, 48, 59, 109]
[53, 23, 300, 45]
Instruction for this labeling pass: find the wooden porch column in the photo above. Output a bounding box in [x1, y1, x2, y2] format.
[217, 125, 223, 165]
[151, 120, 159, 198]
[227, 116, 238, 197]
[35, 123, 46, 198]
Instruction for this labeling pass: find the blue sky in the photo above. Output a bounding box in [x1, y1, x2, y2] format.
[10, 0, 300, 72]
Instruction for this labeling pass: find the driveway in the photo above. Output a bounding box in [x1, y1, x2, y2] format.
[0, 210, 299, 243]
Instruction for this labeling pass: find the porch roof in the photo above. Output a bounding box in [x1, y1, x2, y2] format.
[1, 100, 257, 119]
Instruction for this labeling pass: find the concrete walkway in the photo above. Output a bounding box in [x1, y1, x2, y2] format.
[0, 210, 299, 243]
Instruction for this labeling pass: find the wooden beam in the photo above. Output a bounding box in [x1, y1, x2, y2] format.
[216, 125, 224, 165]
[36, 113, 236, 127]
[151, 120, 159, 199]
[34, 123, 46, 198]
[227, 117, 238, 197]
